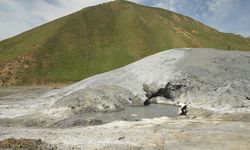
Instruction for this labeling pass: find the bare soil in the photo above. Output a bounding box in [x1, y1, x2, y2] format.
[0, 138, 56, 150]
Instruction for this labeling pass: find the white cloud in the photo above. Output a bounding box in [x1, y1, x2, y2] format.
[152, 0, 180, 11]
[144, 0, 248, 36]
[151, 0, 205, 20]
[206, 0, 237, 20]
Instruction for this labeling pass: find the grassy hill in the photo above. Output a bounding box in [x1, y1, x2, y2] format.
[0, 0, 250, 85]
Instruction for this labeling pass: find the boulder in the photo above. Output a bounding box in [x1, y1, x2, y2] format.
[143, 83, 159, 98]
[143, 79, 192, 104]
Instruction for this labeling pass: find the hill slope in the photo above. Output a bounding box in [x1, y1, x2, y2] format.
[0, 0, 250, 85]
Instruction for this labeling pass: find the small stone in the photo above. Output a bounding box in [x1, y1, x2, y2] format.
[118, 136, 125, 140]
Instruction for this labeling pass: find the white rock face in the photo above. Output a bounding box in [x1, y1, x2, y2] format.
[44, 48, 250, 113]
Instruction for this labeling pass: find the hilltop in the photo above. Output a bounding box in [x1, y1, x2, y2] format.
[0, 0, 250, 85]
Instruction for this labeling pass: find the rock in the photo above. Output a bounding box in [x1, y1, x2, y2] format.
[144, 99, 151, 106]
[129, 95, 144, 106]
[144, 79, 192, 104]
[143, 83, 159, 98]
[118, 137, 125, 140]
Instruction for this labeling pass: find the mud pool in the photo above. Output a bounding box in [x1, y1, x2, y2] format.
[85, 104, 179, 121]
[54, 104, 179, 128]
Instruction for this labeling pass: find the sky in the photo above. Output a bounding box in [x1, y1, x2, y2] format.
[0, 0, 249, 41]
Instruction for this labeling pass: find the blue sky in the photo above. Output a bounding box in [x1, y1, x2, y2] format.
[0, 0, 249, 41]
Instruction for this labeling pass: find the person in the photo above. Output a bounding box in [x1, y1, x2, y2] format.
[178, 103, 188, 116]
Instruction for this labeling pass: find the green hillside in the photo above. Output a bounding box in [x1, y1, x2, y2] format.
[0, 0, 250, 85]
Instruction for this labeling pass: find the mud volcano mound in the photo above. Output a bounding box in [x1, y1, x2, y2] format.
[46, 48, 250, 115]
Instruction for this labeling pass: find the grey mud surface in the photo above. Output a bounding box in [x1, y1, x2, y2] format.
[0, 83, 250, 150]
[0, 48, 250, 149]
[0, 86, 178, 128]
